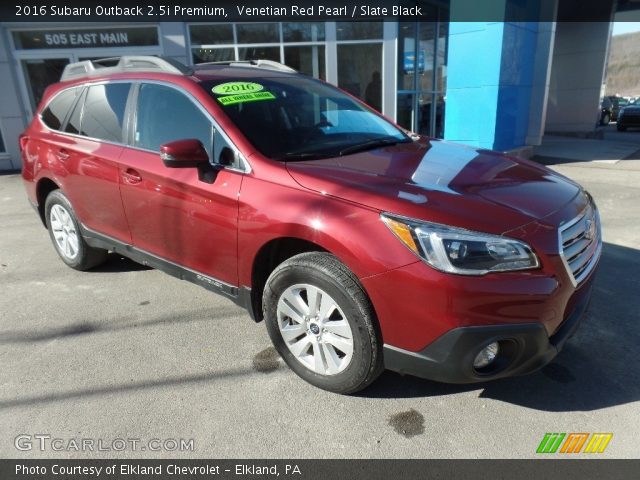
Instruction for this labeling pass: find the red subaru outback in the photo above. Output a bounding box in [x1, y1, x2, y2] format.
[21, 56, 601, 394]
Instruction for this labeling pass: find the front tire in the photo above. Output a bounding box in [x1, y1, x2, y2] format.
[617, 124, 627, 131]
[263, 252, 383, 394]
[44, 190, 108, 271]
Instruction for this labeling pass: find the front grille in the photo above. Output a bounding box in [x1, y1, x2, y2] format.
[559, 199, 602, 286]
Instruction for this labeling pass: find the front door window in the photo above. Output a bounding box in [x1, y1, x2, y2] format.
[135, 83, 214, 160]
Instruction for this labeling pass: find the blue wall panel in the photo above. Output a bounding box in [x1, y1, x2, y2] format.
[445, 1, 540, 151]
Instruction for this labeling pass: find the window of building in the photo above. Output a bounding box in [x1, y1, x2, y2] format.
[193, 48, 235, 64]
[285, 46, 326, 80]
[135, 84, 213, 158]
[81, 83, 131, 143]
[189, 24, 233, 45]
[337, 44, 383, 111]
[189, 23, 326, 80]
[236, 23, 279, 43]
[396, 13, 449, 138]
[41, 87, 80, 130]
[22, 59, 71, 110]
[335, 22, 383, 41]
[336, 22, 383, 111]
[283, 23, 325, 42]
[238, 46, 280, 62]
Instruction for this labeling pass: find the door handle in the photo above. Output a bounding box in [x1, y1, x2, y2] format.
[56, 148, 70, 160]
[122, 168, 142, 185]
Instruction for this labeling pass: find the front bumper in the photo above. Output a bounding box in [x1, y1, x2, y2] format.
[383, 281, 593, 383]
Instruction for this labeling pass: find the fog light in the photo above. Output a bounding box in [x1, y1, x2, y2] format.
[473, 342, 499, 369]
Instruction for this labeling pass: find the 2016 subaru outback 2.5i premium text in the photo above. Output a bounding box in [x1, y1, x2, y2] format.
[21, 56, 602, 394]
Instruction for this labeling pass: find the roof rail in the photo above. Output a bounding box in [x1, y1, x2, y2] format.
[195, 59, 297, 73]
[60, 56, 193, 81]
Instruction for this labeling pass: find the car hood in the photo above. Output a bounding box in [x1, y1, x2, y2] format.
[285, 138, 581, 234]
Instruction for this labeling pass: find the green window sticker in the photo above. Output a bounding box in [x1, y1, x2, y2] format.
[212, 82, 264, 95]
[217, 91, 276, 106]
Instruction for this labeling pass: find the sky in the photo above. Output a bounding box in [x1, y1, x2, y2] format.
[612, 22, 640, 36]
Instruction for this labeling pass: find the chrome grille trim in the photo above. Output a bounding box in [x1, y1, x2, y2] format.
[558, 198, 602, 287]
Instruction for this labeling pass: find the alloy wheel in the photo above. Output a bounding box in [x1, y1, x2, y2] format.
[277, 283, 354, 375]
[50, 204, 79, 260]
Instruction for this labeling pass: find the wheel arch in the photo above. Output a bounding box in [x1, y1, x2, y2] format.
[35, 177, 61, 227]
[248, 236, 330, 322]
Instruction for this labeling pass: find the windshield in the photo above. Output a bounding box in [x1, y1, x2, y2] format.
[201, 76, 410, 160]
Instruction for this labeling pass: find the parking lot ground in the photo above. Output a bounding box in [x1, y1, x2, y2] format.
[0, 148, 639, 458]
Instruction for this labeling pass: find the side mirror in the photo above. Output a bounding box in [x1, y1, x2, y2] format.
[160, 139, 209, 168]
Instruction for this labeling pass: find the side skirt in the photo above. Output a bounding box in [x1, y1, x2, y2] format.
[80, 225, 255, 317]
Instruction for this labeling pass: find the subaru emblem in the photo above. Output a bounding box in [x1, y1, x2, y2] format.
[585, 219, 593, 240]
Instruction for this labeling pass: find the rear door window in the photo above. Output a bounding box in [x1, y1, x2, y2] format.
[41, 88, 80, 130]
[80, 83, 131, 143]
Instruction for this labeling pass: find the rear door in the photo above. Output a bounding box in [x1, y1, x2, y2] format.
[59, 82, 132, 242]
[118, 82, 243, 286]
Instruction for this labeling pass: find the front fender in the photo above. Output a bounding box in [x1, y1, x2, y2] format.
[237, 175, 419, 287]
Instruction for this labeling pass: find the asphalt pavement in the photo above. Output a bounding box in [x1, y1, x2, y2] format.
[1, 128, 639, 458]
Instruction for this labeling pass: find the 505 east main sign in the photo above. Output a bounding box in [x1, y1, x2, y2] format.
[12, 27, 158, 49]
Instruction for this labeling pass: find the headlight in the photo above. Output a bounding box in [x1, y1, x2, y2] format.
[619, 108, 626, 117]
[381, 213, 539, 275]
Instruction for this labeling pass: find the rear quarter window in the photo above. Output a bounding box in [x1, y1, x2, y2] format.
[41, 88, 80, 130]
[65, 89, 86, 135]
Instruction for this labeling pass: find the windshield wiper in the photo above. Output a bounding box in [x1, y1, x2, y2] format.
[338, 137, 409, 156]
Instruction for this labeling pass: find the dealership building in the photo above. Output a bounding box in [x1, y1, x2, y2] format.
[0, 0, 630, 170]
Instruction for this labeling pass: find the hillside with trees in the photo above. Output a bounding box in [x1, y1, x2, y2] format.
[605, 31, 640, 96]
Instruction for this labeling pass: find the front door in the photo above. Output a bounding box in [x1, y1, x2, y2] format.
[118, 82, 242, 286]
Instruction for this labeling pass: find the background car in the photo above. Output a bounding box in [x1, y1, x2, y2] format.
[616, 98, 640, 131]
[610, 95, 629, 121]
[601, 95, 629, 124]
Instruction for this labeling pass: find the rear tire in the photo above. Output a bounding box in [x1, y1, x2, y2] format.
[44, 190, 108, 271]
[263, 252, 383, 394]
